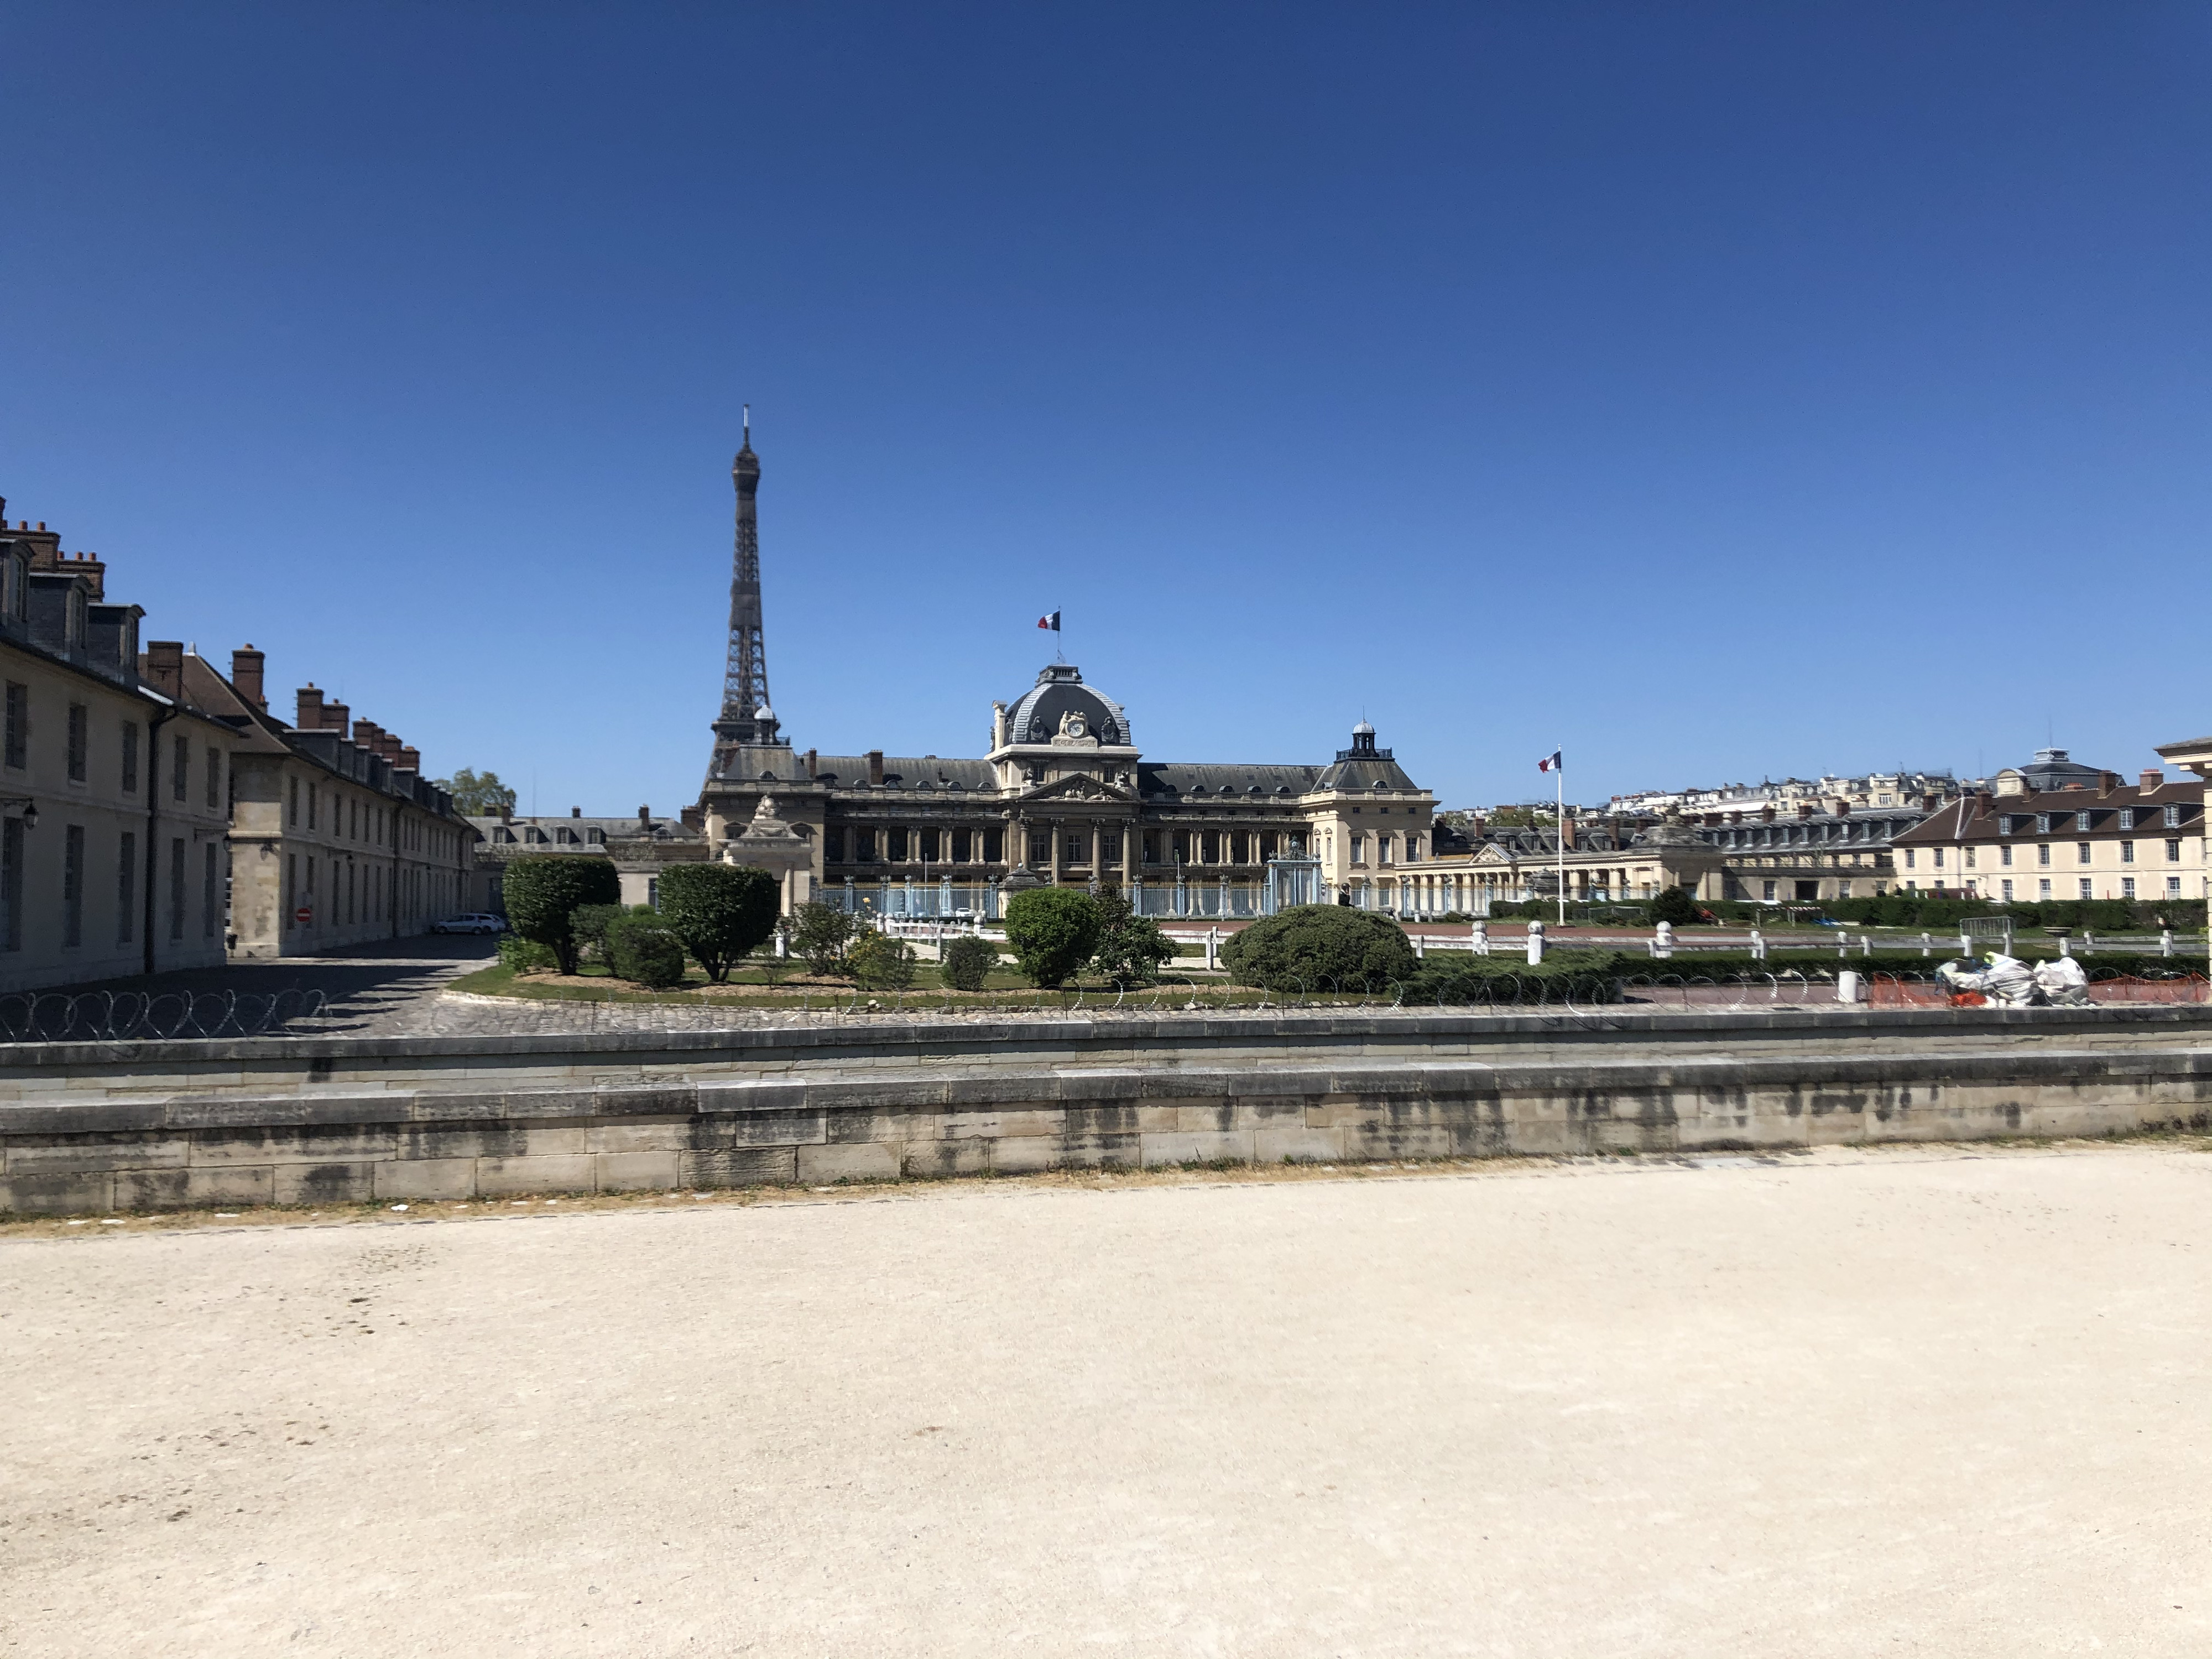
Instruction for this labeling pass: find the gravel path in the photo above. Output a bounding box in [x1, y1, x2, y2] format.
[6, 1143, 2209, 1657]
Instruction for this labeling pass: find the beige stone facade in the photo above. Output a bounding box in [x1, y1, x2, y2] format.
[0, 529, 234, 993]
[1890, 766, 2206, 906]
[190, 658, 476, 958]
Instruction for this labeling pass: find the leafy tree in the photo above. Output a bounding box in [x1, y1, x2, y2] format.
[940, 934, 998, 992]
[434, 767, 518, 817]
[605, 907, 687, 989]
[1089, 891, 1176, 987]
[570, 904, 625, 972]
[1647, 885, 1699, 927]
[657, 863, 781, 983]
[791, 901, 856, 977]
[502, 855, 620, 975]
[1003, 888, 1103, 987]
[1220, 904, 1416, 990]
[848, 929, 918, 990]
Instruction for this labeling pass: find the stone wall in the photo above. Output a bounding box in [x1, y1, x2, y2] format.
[3, 1008, 2208, 1214]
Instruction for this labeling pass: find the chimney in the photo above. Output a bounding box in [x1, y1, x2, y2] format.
[375, 732, 403, 763]
[805, 748, 818, 779]
[638, 804, 651, 827]
[571, 805, 581, 817]
[397, 745, 421, 773]
[868, 750, 884, 786]
[352, 718, 382, 750]
[231, 646, 267, 709]
[1560, 812, 1577, 851]
[2141, 769, 2164, 791]
[295, 685, 325, 730]
[144, 640, 184, 701]
[2098, 770, 2121, 799]
[1795, 800, 1814, 818]
[72, 553, 106, 601]
[323, 700, 350, 734]
[680, 804, 704, 830]
[1760, 805, 1777, 822]
[1832, 797, 1851, 817]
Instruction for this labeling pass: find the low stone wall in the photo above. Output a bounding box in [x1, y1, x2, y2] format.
[4, 1037, 2208, 1215]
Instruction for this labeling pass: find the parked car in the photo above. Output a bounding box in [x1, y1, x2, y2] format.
[431, 914, 508, 936]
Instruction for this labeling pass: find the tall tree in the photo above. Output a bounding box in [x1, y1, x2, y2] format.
[434, 768, 518, 816]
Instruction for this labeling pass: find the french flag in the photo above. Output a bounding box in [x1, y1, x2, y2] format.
[1037, 611, 1060, 632]
[1537, 749, 1562, 773]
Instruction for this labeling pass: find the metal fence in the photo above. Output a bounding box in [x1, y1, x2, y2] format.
[0, 989, 329, 1043]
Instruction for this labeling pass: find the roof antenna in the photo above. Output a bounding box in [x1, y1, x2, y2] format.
[742, 403, 750, 446]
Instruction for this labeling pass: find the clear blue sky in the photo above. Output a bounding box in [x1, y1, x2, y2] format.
[4, 2, 2205, 813]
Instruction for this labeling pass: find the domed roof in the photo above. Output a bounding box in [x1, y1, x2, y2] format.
[1353, 719, 1375, 737]
[1003, 664, 1131, 749]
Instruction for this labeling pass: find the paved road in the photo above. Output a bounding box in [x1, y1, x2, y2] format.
[5, 1143, 2208, 1657]
[31, 935, 497, 1034]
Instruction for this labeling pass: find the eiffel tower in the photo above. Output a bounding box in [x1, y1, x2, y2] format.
[708, 409, 786, 778]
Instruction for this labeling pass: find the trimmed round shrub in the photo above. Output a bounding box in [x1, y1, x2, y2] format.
[940, 933, 998, 992]
[1647, 885, 1699, 927]
[1221, 905, 1416, 990]
[658, 863, 781, 983]
[604, 909, 687, 989]
[1003, 888, 1103, 988]
[502, 856, 622, 975]
[848, 930, 917, 991]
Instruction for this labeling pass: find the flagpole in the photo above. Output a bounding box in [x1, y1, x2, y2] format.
[1555, 753, 1566, 927]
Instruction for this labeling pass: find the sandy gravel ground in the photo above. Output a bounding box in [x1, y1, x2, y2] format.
[4, 1144, 2209, 1658]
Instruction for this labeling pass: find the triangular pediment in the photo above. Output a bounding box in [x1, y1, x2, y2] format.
[1021, 772, 1135, 804]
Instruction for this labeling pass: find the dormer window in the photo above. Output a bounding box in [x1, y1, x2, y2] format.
[2119, 809, 2136, 831]
[2075, 811, 2092, 832]
[2165, 804, 2182, 828]
[2034, 814, 2051, 834]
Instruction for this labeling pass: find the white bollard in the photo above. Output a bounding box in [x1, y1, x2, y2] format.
[2058, 934, 2072, 958]
[1413, 932, 1426, 959]
[1655, 920, 1674, 959]
[1526, 920, 1547, 965]
[1838, 970, 1864, 1005]
[1472, 920, 1489, 957]
[1920, 931, 1932, 958]
[1205, 927, 1219, 972]
[2163, 928, 2176, 958]
[1749, 928, 1766, 962]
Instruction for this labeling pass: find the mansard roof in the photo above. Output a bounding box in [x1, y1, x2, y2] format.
[1312, 753, 1422, 792]
[1137, 761, 1317, 800]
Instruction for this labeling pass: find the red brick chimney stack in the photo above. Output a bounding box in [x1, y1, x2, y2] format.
[322, 700, 350, 734]
[295, 685, 325, 731]
[144, 640, 184, 700]
[231, 646, 267, 710]
[2141, 769, 2165, 791]
[638, 805, 652, 828]
[867, 750, 885, 786]
[398, 745, 422, 773]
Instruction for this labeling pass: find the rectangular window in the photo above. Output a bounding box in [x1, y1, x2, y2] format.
[854, 827, 876, 862]
[286, 853, 296, 926]
[2167, 877, 2183, 898]
[1932, 848, 1944, 869]
[1837, 881, 1852, 898]
[1199, 832, 1217, 864]
[2, 682, 24, 770]
[1141, 831, 1159, 865]
[289, 776, 300, 826]
[1964, 846, 1976, 868]
[2077, 842, 2093, 865]
[203, 843, 218, 938]
[2078, 878, 2093, 900]
[2122, 878, 2136, 899]
[2164, 838, 2182, 863]
[888, 827, 909, 862]
[952, 828, 972, 863]
[117, 832, 135, 943]
[2119, 809, 2136, 831]
[823, 828, 844, 862]
[2035, 814, 2052, 834]
[983, 828, 1003, 863]
[168, 838, 185, 941]
[2001, 879, 2014, 902]
[206, 747, 221, 810]
[1904, 848, 1916, 869]
[0, 817, 21, 950]
[308, 784, 317, 831]
[1066, 833, 1084, 864]
[1763, 880, 1777, 900]
[1029, 832, 1050, 864]
[170, 735, 187, 802]
[2075, 811, 2092, 832]
[2165, 805, 2182, 828]
[2122, 841, 2135, 864]
[2000, 846, 2013, 867]
[1378, 834, 1393, 865]
[2038, 879, 2052, 900]
[66, 703, 87, 782]
[2037, 844, 2051, 867]
[63, 824, 85, 946]
[1997, 816, 2015, 835]
[121, 721, 138, 792]
[1101, 832, 1120, 862]
[1350, 833, 1366, 865]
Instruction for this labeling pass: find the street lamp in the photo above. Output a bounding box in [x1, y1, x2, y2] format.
[0, 800, 36, 830]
